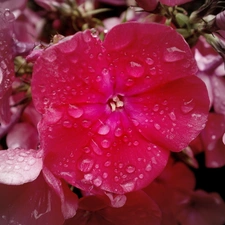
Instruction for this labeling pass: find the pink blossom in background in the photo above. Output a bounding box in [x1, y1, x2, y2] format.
[0, 148, 78, 225]
[174, 190, 225, 225]
[143, 157, 196, 225]
[64, 190, 161, 225]
[31, 22, 209, 194]
[0, 9, 16, 123]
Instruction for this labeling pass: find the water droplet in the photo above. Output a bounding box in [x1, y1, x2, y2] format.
[4, 9, 15, 22]
[125, 165, 136, 173]
[93, 177, 102, 187]
[211, 135, 216, 140]
[98, 124, 110, 135]
[163, 47, 185, 62]
[103, 172, 108, 178]
[63, 120, 73, 128]
[68, 105, 84, 118]
[145, 163, 152, 171]
[152, 157, 157, 164]
[82, 120, 91, 128]
[24, 165, 31, 171]
[104, 161, 112, 168]
[78, 157, 94, 172]
[17, 156, 24, 162]
[115, 127, 123, 137]
[133, 141, 139, 146]
[169, 111, 176, 121]
[153, 104, 159, 112]
[145, 57, 154, 65]
[154, 123, 161, 130]
[91, 140, 103, 155]
[27, 158, 36, 166]
[181, 99, 195, 114]
[127, 61, 144, 78]
[84, 173, 93, 181]
[101, 139, 110, 148]
[125, 78, 134, 86]
[139, 174, 144, 179]
[102, 68, 109, 76]
[120, 181, 135, 192]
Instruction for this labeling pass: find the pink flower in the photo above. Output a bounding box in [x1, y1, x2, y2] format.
[31, 22, 209, 194]
[64, 190, 161, 225]
[135, 0, 193, 11]
[143, 157, 196, 225]
[199, 113, 225, 168]
[0, 148, 78, 224]
[174, 190, 225, 225]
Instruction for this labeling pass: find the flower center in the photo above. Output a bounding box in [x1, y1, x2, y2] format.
[108, 95, 124, 112]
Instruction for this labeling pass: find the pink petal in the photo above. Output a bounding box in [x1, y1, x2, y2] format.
[0, 148, 43, 185]
[201, 113, 225, 168]
[0, 9, 15, 123]
[6, 122, 39, 149]
[0, 172, 65, 225]
[64, 191, 162, 225]
[174, 190, 225, 225]
[125, 76, 209, 151]
[103, 22, 198, 96]
[211, 75, 225, 114]
[42, 167, 78, 219]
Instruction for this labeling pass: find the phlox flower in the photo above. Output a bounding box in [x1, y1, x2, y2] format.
[64, 190, 161, 225]
[174, 190, 225, 225]
[31, 22, 209, 194]
[0, 148, 78, 225]
[143, 157, 196, 225]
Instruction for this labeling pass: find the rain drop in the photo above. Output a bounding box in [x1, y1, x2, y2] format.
[145, 163, 152, 171]
[169, 111, 176, 121]
[63, 120, 73, 128]
[78, 158, 94, 172]
[145, 57, 154, 65]
[93, 177, 102, 187]
[101, 139, 110, 148]
[103, 172, 108, 178]
[153, 104, 159, 112]
[68, 105, 84, 118]
[104, 161, 111, 167]
[163, 47, 185, 62]
[115, 127, 123, 137]
[181, 99, 195, 114]
[154, 123, 161, 130]
[120, 181, 135, 192]
[127, 61, 144, 78]
[125, 165, 136, 174]
[98, 124, 110, 135]
[27, 158, 36, 166]
[17, 156, 24, 162]
[84, 173, 93, 181]
[4, 9, 15, 22]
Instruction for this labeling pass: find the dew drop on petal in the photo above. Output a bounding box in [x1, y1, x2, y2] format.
[181, 99, 195, 114]
[127, 61, 144, 78]
[163, 47, 185, 62]
[17, 156, 24, 162]
[27, 158, 36, 166]
[93, 177, 102, 187]
[63, 120, 73, 128]
[120, 181, 135, 192]
[145, 57, 154, 65]
[168, 111, 176, 121]
[68, 105, 84, 118]
[101, 139, 110, 148]
[154, 123, 161, 130]
[4, 9, 15, 22]
[125, 165, 136, 174]
[98, 124, 110, 135]
[78, 157, 94, 172]
[84, 173, 93, 181]
[145, 163, 152, 171]
[103, 172, 108, 178]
